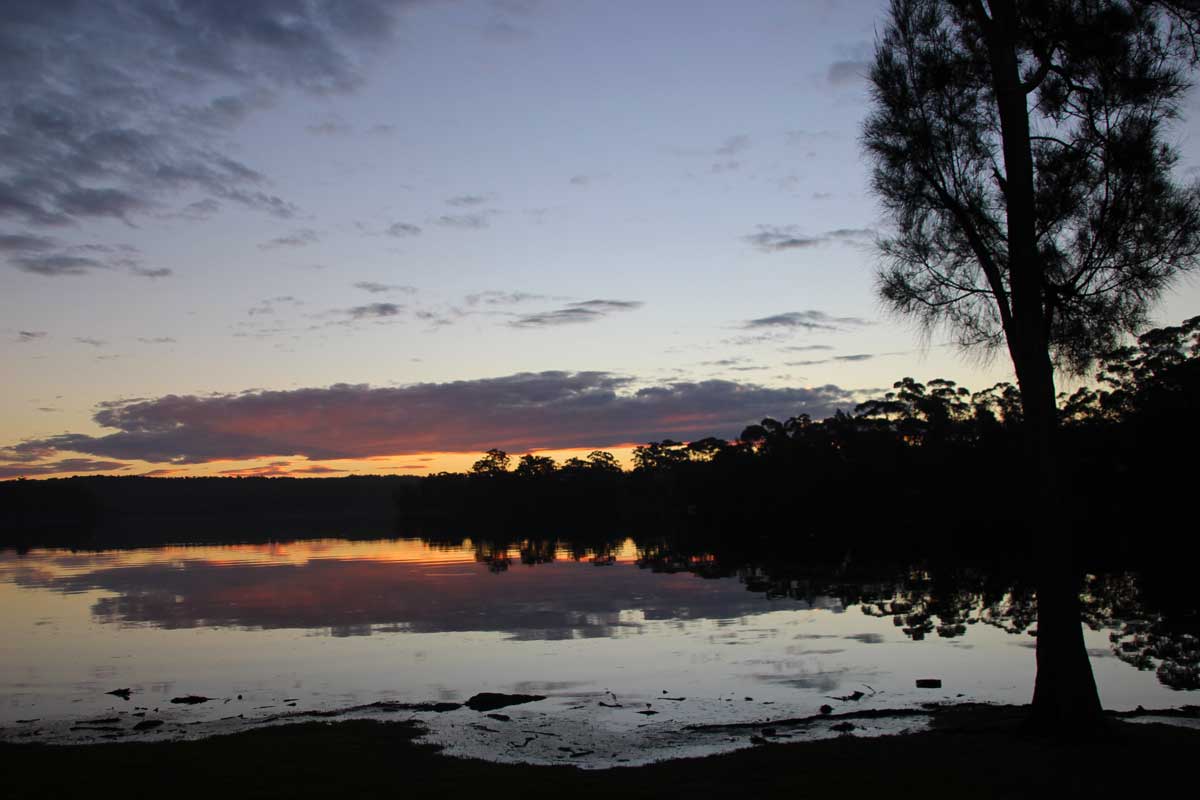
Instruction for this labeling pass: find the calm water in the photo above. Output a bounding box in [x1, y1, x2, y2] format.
[0, 537, 1193, 765]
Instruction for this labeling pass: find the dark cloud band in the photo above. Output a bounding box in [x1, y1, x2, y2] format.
[1, 372, 856, 468]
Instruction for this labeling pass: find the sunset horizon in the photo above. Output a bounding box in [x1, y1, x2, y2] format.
[8, 1, 1197, 480]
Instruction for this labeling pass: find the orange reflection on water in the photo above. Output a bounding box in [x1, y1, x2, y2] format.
[0, 537, 643, 582]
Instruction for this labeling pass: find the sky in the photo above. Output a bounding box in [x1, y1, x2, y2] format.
[3, 0, 1200, 479]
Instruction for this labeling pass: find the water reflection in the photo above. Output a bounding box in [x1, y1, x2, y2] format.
[1, 536, 1196, 690]
[3, 539, 809, 640]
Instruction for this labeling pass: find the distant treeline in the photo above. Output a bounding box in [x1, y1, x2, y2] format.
[0, 475, 419, 549]
[403, 316, 1200, 566]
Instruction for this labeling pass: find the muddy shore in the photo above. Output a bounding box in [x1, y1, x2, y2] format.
[4, 704, 1198, 798]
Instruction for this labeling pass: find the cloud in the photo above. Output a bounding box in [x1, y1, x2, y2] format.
[828, 60, 871, 86]
[347, 302, 403, 319]
[568, 175, 591, 186]
[0, 458, 129, 479]
[715, 134, 750, 156]
[178, 198, 221, 220]
[0, 1, 408, 231]
[248, 296, 301, 316]
[0, 234, 56, 252]
[744, 225, 874, 253]
[74, 337, 107, 347]
[218, 460, 347, 477]
[446, 194, 489, 207]
[353, 281, 417, 294]
[784, 129, 838, 146]
[10, 253, 108, 276]
[744, 311, 871, 331]
[1, 372, 857, 467]
[2, 232, 156, 276]
[744, 226, 823, 252]
[786, 352, 906, 367]
[16, 330, 47, 342]
[306, 118, 353, 136]
[824, 228, 875, 241]
[131, 266, 172, 278]
[385, 222, 422, 237]
[434, 213, 490, 230]
[464, 291, 549, 306]
[510, 299, 643, 328]
[782, 345, 834, 352]
[258, 228, 319, 249]
[571, 299, 641, 312]
[138, 337, 176, 344]
[787, 354, 876, 366]
[414, 309, 455, 328]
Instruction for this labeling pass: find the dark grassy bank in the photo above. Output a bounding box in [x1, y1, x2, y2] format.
[4, 707, 1198, 799]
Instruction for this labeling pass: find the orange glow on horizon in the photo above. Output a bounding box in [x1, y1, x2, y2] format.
[1, 445, 646, 480]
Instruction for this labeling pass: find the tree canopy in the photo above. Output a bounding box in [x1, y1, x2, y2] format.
[864, 0, 1200, 374]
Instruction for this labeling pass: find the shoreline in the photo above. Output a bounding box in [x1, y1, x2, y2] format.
[4, 703, 1199, 798]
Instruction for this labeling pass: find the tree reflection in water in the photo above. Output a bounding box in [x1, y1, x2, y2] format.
[443, 534, 1198, 692]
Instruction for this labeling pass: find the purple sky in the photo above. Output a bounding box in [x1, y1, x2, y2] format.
[3, 0, 1199, 477]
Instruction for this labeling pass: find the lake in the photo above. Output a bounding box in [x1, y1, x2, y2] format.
[1, 536, 1194, 766]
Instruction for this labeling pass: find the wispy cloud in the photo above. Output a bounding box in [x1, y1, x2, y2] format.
[744, 225, 874, 253]
[354, 281, 417, 295]
[0, 234, 56, 253]
[465, 291, 549, 306]
[446, 194, 490, 207]
[16, 330, 47, 343]
[511, 299, 643, 328]
[0, 1, 407, 231]
[715, 134, 750, 156]
[828, 59, 871, 86]
[2, 235, 150, 277]
[258, 229, 319, 250]
[0, 458, 129, 479]
[743, 311, 871, 331]
[787, 354, 876, 366]
[248, 296, 302, 317]
[347, 302, 403, 319]
[385, 222, 422, 237]
[434, 213, 491, 230]
[306, 117, 352, 136]
[131, 266, 172, 278]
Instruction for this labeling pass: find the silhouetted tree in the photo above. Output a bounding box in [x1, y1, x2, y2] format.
[863, 0, 1200, 727]
[514, 454, 557, 478]
[632, 440, 689, 471]
[585, 450, 622, 472]
[470, 449, 510, 476]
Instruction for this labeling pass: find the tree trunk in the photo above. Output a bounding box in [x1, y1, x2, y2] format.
[982, 0, 1103, 728]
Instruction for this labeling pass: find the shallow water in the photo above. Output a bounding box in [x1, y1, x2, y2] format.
[0, 538, 1193, 766]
